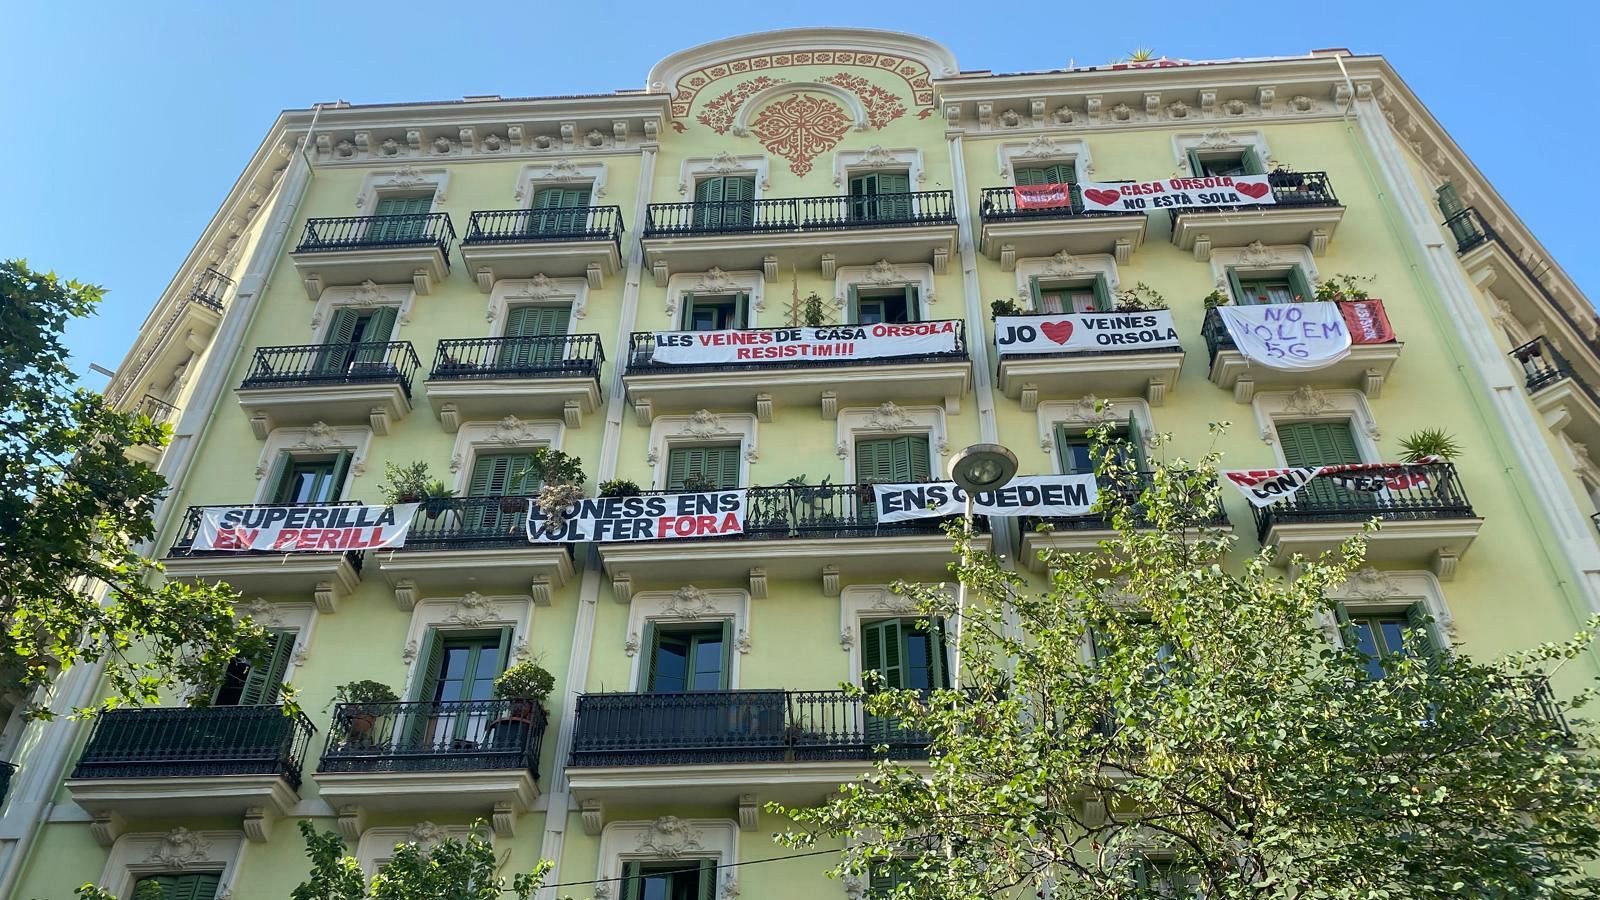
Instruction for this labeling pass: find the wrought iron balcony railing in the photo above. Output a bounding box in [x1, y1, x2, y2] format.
[627, 321, 967, 374]
[978, 185, 1144, 221]
[319, 698, 547, 775]
[1169, 170, 1340, 221]
[1441, 206, 1493, 255]
[189, 266, 234, 312]
[134, 394, 178, 426]
[295, 213, 457, 263]
[71, 705, 315, 786]
[0, 760, 14, 808]
[166, 502, 366, 570]
[1250, 462, 1475, 543]
[1509, 336, 1600, 408]
[430, 335, 604, 382]
[462, 207, 624, 249]
[398, 495, 547, 550]
[1021, 473, 1229, 534]
[569, 689, 931, 767]
[643, 191, 956, 237]
[238, 341, 421, 396]
[1519, 675, 1572, 738]
[1201, 300, 1397, 366]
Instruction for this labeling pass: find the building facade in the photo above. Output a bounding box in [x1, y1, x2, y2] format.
[3, 27, 1599, 899]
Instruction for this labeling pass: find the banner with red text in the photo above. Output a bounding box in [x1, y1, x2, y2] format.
[527, 490, 747, 543]
[1013, 183, 1074, 210]
[1222, 462, 1438, 508]
[1078, 176, 1276, 212]
[649, 322, 960, 365]
[995, 311, 1181, 356]
[1340, 299, 1396, 344]
[196, 503, 419, 552]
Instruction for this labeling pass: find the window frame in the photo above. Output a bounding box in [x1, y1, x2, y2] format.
[664, 444, 743, 491]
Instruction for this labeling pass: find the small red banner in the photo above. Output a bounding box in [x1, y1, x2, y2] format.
[1340, 299, 1395, 344]
[1013, 183, 1073, 210]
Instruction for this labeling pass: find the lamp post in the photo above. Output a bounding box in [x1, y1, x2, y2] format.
[946, 443, 1018, 687]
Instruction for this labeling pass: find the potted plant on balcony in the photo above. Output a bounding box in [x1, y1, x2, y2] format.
[1202, 289, 1231, 309]
[1315, 273, 1374, 304]
[1270, 163, 1306, 189]
[990, 298, 1024, 319]
[680, 473, 719, 493]
[1113, 282, 1170, 312]
[530, 447, 587, 533]
[327, 679, 398, 742]
[599, 478, 642, 498]
[381, 461, 432, 505]
[489, 660, 555, 749]
[420, 478, 456, 519]
[1400, 429, 1462, 463]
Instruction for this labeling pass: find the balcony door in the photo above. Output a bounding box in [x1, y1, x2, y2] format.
[370, 194, 432, 243]
[1226, 267, 1314, 306]
[498, 304, 571, 370]
[529, 186, 592, 236]
[856, 436, 930, 525]
[849, 285, 919, 325]
[1187, 148, 1262, 177]
[465, 451, 540, 534]
[620, 860, 715, 900]
[1054, 413, 1146, 481]
[1278, 421, 1366, 507]
[680, 292, 748, 331]
[315, 305, 398, 375]
[267, 451, 351, 504]
[1014, 163, 1079, 212]
[849, 171, 912, 223]
[132, 873, 222, 900]
[665, 445, 741, 492]
[644, 623, 730, 692]
[862, 617, 948, 745]
[1034, 275, 1110, 314]
[1340, 605, 1435, 681]
[212, 630, 296, 706]
[410, 627, 513, 751]
[693, 176, 755, 231]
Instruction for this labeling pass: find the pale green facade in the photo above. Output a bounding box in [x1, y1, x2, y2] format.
[4, 28, 1598, 900]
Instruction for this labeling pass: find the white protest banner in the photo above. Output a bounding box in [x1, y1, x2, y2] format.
[527, 490, 747, 543]
[994, 311, 1181, 357]
[1217, 302, 1352, 371]
[1077, 175, 1276, 213]
[648, 321, 959, 365]
[873, 475, 1099, 523]
[195, 503, 420, 552]
[1222, 462, 1437, 508]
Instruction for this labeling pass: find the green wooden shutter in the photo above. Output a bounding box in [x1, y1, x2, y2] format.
[727, 177, 756, 201]
[351, 306, 398, 366]
[469, 454, 509, 495]
[878, 173, 910, 193]
[855, 438, 890, 484]
[1436, 183, 1465, 218]
[1092, 276, 1113, 311]
[929, 620, 949, 689]
[236, 630, 295, 705]
[1186, 151, 1206, 177]
[324, 308, 360, 345]
[666, 448, 694, 491]
[1278, 422, 1361, 466]
[715, 446, 740, 489]
[903, 285, 920, 322]
[325, 449, 352, 501]
[846, 285, 861, 323]
[1027, 276, 1043, 311]
[717, 620, 733, 690]
[1054, 425, 1079, 475]
[695, 178, 724, 203]
[620, 862, 644, 900]
[1226, 269, 1248, 306]
[733, 292, 750, 329]
[1241, 147, 1263, 175]
[640, 622, 659, 691]
[1015, 164, 1075, 185]
[494, 625, 514, 674]
[1288, 267, 1316, 304]
[502, 305, 571, 367]
[134, 874, 221, 900]
[878, 172, 912, 219]
[696, 859, 717, 900]
[1405, 603, 1440, 656]
[862, 619, 905, 689]
[679, 291, 696, 330]
[1013, 166, 1046, 187]
[265, 452, 292, 504]
[905, 435, 931, 481]
[410, 630, 446, 702]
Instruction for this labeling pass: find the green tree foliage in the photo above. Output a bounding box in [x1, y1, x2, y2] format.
[777, 418, 1600, 898]
[0, 260, 267, 717]
[287, 820, 549, 900]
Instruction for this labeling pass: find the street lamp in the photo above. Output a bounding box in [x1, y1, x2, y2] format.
[947, 443, 1018, 687]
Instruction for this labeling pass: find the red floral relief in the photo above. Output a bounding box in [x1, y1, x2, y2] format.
[669, 49, 934, 119]
[749, 94, 852, 177]
[819, 72, 906, 129]
[696, 75, 788, 135]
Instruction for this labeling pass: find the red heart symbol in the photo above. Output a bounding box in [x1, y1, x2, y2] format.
[1236, 181, 1270, 199]
[1040, 320, 1074, 344]
[1083, 188, 1121, 206]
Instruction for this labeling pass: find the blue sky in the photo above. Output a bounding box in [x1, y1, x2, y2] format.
[6, 0, 1594, 386]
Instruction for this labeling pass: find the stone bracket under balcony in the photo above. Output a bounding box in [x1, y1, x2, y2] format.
[1210, 344, 1403, 402]
[163, 552, 361, 613]
[1263, 518, 1482, 580]
[291, 214, 456, 299]
[997, 348, 1183, 409]
[977, 188, 1147, 268]
[68, 775, 299, 846]
[316, 770, 537, 839]
[378, 548, 574, 610]
[569, 762, 882, 834]
[1170, 172, 1345, 260]
[459, 207, 624, 291]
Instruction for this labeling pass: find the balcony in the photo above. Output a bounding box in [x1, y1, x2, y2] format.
[291, 213, 456, 299]
[1520, 676, 1573, 739]
[127, 394, 179, 467]
[624, 322, 970, 422]
[599, 484, 989, 600]
[376, 495, 574, 609]
[65, 705, 315, 844]
[977, 186, 1148, 267]
[459, 207, 624, 291]
[640, 192, 957, 283]
[316, 699, 547, 837]
[1252, 462, 1482, 579]
[123, 268, 233, 414]
[1201, 302, 1404, 402]
[1511, 337, 1600, 451]
[163, 503, 364, 612]
[236, 341, 421, 437]
[426, 335, 604, 430]
[1019, 474, 1229, 567]
[994, 314, 1184, 408]
[1169, 171, 1345, 260]
[567, 689, 927, 823]
[0, 760, 14, 810]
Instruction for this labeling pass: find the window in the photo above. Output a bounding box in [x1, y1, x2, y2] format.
[855, 436, 931, 484]
[1133, 858, 1201, 897]
[862, 618, 948, 691]
[410, 627, 513, 746]
[1187, 148, 1261, 177]
[680, 292, 748, 331]
[849, 285, 919, 324]
[266, 451, 351, 504]
[465, 451, 540, 532]
[212, 630, 296, 706]
[1277, 420, 1365, 507]
[1341, 606, 1433, 680]
[370, 194, 433, 242]
[529, 186, 592, 235]
[499, 305, 571, 369]
[620, 860, 715, 900]
[1054, 413, 1146, 479]
[665, 445, 740, 492]
[131, 873, 222, 900]
[849, 171, 913, 222]
[316, 305, 399, 375]
[1033, 275, 1111, 314]
[1014, 163, 1077, 186]
[868, 860, 916, 899]
[643, 623, 730, 692]
[1225, 267, 1313, 305]
[693, 176, 755, 230]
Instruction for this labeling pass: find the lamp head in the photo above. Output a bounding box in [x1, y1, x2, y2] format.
[948, 443, 1019, 493]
